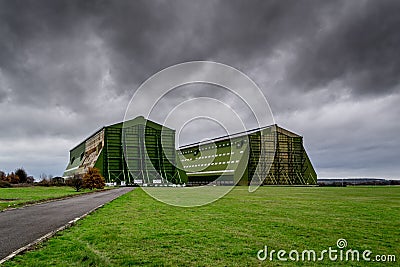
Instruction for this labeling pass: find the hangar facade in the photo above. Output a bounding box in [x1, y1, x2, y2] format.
[63, 116, 186, 185]
[64, 118, 316, 186]
[178, 125, 317, 186]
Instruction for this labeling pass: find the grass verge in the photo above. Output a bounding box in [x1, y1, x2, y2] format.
[4, 186, 400, 266]
[0, 186, 103, 211]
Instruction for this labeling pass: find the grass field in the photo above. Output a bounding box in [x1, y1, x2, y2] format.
[4, 186, 400, 266]
[0, 186, 91, 211]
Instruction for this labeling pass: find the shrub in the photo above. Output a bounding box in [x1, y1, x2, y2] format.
[26, 176, 35, 184]
[5, 172, 20, 184]
[37, 178, 50, 187]
[67, 174, 84, 192]
[0, 180, 12, 188]
[0, 170, 6, 181]
[50, 177, 65, 186]
[83, 168, 105, 190]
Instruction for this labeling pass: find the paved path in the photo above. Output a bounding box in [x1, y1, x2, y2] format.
[0, 187, 134, 260]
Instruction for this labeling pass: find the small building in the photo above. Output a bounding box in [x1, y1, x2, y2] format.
[178, 125, 317, 186]
[50, 176, 65, 185]
[63, 116, 186, 185]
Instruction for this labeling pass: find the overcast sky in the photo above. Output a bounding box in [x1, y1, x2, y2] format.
[0, 0, 399, 179]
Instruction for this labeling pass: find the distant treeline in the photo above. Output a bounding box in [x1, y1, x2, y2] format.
[318, 178, 400, 187]
[0, 168, 63, 188]
[1, 167, 105, 192]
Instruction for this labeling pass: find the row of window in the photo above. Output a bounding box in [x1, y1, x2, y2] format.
[197, 151, 236, 159]
[182, 143, 228, 154]
[188, 181, 234, 185]
[184, 160, 240, 168]
[180, 140, 247, 155]
[181, 151, 241, 162]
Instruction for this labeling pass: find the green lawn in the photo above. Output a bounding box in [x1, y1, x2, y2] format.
[4, 186, 400, 266]
[0, 186, 91, 211]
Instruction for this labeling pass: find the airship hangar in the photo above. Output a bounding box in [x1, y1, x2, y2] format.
[63, 116, 316, 186]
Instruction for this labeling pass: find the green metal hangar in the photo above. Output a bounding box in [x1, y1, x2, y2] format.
[63, 116, 186, 185]
[63, 117, 316, 187]
[178, 125, 317, 186]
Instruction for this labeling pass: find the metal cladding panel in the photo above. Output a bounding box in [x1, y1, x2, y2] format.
[302, 150, 317, 184]
[63, 116, 181, 184]
[247, 128, 317, 185]
[101, 117, 182, 185]
[144, 124, 181, 184]
[93, 148, 104, 175]
[103, 126, 126, 183]
[179, 125, 317, 186]
[63, 128, 105, 178]
[63, 142, 85, 177]
[179, 137, 250, 186]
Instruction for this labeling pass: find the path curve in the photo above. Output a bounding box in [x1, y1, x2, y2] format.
[0, 187, 134, 261]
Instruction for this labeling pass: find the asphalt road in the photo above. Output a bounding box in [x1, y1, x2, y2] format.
[0, 187, 134, 260]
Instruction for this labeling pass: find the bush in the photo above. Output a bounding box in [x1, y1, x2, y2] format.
[26, 176, 35, 184]
[67, 174, 84, 192]
[83, 168, 105, 190]
[50, 177, 65, 186]
[0, 170, 6, 181]
[5, 172, 20, 184]
[0, 180, 12, 188]
[37, 178, 50, 187]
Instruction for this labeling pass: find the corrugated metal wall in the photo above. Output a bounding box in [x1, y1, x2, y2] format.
[180, 125, 317, 186]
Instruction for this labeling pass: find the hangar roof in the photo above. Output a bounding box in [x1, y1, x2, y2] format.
[69, 116, 173, 152]
[179, 124, 300, 150]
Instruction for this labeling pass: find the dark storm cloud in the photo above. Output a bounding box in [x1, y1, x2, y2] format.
[2, 0, 397, 104]
[0, 0, 399, 178]
[0, 0, 96, 109]
[89, 0, 343, 90]
[286, 0, 400, 96]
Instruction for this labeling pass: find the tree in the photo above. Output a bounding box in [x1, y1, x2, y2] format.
[40, 173, 48, 180]
[0, 170, 6, 181]
[83, 168, 105, 190]
[15, 168, 28, 183]
[67, 174, 84, 192]
[6, 172, 19, 184]
[0, 171, 11, 188]
[26, 176, 35, 184]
